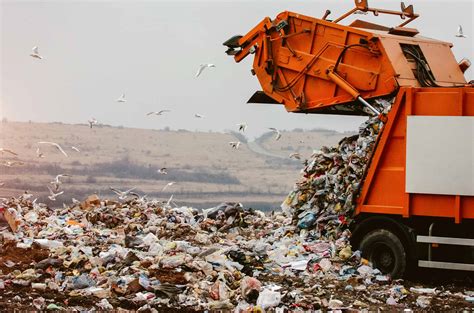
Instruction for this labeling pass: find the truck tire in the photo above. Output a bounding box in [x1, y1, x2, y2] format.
[359, 229, 407, 278]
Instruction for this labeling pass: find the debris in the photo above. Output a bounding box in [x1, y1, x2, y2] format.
[97, 299, 113, 310]
[328, 298, 344, 309]
[46, 303, 63, 310]
[32, 297, 46, 310]
[0, 101, 470, 310]
[256, 287, 281, 309]
[281, 99, 393, 242]
[416, 295, 432, 308]
[410, 287, 437, 295]
[241, 277, 262, 302]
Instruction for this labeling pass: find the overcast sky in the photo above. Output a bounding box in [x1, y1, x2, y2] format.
[1, 0, 472, 138]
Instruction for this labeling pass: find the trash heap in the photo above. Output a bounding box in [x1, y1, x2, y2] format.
[0, 99, 472, 311]
[0, 196, 472, 311]
[282, 98, 393, 239]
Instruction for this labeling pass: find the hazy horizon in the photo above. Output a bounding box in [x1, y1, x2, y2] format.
[1, 0, 473, 139]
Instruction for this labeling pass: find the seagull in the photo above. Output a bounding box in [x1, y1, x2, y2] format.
[110, 187, 136, 200]
[268, 128, 282, 141]
[50, 174, 71, 191]
[162, 182, 176, 191]
[194, 113, 205, 118]
[20, 191, 34, 201]
[146, 110, 170, 116]
[38, 142, 68, 157]
[158, 168, 168, 175]
[117, 93, 126, 103]
[0, 182, 4, 187]
[30, 46, 43, 59]
[166, 194, 174, 207]
[36, 147, 45, 158]
[47, 186, 63, 201]
[71, 198, 81, 205]
[0, 148, 18, 156]
[195, 63, 216, 77]
[299, 140, 305, 144]
[71, 146, 80, 152]
[354, 10, 368, 15]
[237, 123, 247, 132]
[289, 152, 301, 160]
[456, 25, 466, 38]
[88, 118, 98, 129]
[229, 141, 241, 149]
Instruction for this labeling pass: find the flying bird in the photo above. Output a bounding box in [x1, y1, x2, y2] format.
[50, 174, 71, 191]
[129, 192, 147, 202]
[47, 186, 63, 201]
[71, 146, 80, 152]
[289, 152, 301, 160]
[195, 63, 216, 77]
[237, 123, 247, 132]
[88, 118, 98, 129]
[229, 141, 241, 149]
[162, 182, 176, 191]
[38, 142, 68, 157]
[36, 147, 45, 158]
[354, 10, 368, 15]
[116, 93, 126, 103]
[166, 194, 174, 207]
[0, 148, 18, 156]
[146, 110, 170, 116]
[110, 187, 136, 200]
[30, 46, 43, 59]
[0, 182, 4, 187]
[194, 113, 205, 118]
[456, 25, 466, 38]
[268, 128, 282, 141]
[158, 168, 168, 175]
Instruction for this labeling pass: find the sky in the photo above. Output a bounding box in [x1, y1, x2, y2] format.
[1, 0, 473, 139]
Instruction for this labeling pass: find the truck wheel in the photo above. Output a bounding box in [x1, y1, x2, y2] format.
[359, 229, 407, 278]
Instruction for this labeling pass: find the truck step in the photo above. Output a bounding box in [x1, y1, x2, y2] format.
[418, 260, 474, 271]
[416, 235, 474, 247]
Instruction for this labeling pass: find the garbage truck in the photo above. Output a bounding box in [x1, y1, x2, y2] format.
[224, 0, 474, 277]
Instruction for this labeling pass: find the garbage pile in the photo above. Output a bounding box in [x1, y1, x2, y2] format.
[0, 194, 472, 311]
[282, 98, 393, 238]
[0, 99, 472, 311]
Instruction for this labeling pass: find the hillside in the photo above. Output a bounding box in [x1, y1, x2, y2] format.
[0, 121, 349, 210]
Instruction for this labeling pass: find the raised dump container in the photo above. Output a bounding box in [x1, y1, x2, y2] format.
[225, 0, 474, 277]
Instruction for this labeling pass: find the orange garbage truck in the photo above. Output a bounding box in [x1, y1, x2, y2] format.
[224, 0, 474, 277]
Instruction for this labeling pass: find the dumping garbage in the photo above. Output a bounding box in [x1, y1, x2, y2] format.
[282, 99, 392, 236]
[0, 97, 470, 311]
[0, 175, 472, 311]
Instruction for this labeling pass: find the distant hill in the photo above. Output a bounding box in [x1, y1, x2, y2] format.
[0, 121, 349, 210]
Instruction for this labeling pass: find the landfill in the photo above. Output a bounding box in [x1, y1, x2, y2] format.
[281, 98, 393, 236]
[0, 100, 472, 311]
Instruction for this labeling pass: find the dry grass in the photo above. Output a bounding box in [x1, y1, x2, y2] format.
[0, 121, 349, 209]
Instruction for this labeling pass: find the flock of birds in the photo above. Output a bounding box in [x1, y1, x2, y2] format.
[1, 46, 289, 203]
[2, 21, 467, 203]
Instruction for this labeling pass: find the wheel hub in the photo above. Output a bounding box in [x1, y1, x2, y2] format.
[371, 243, 395, 273]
